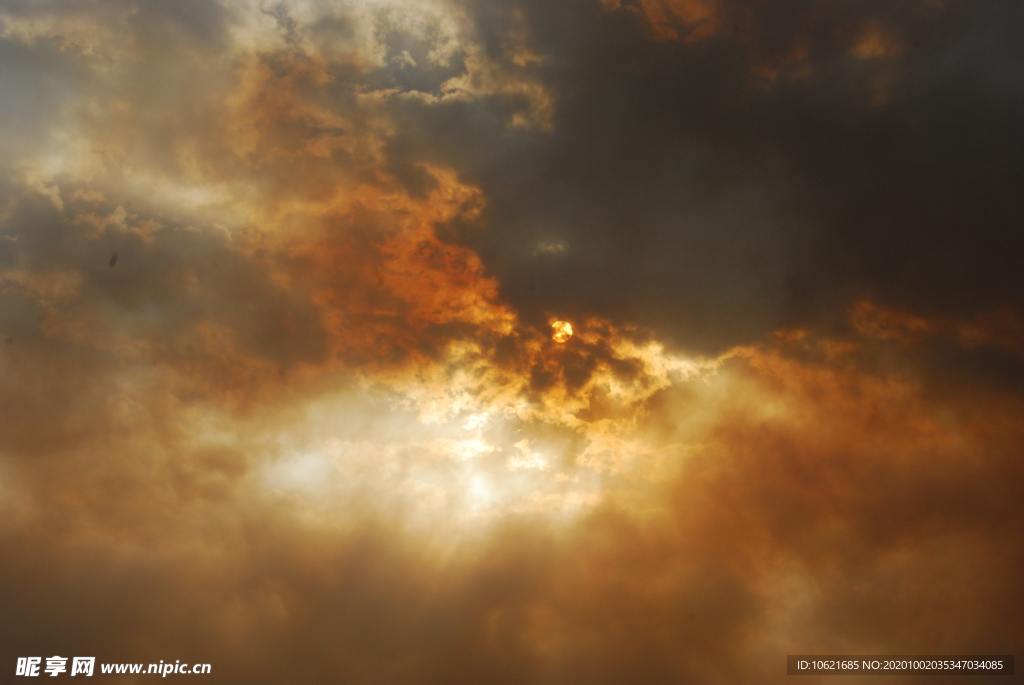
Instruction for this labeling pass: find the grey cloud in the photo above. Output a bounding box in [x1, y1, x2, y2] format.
[382, 0, 1024, 353]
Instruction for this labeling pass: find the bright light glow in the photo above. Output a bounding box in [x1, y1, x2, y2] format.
[468, 475, 493, 509]
[551, 320, 573, 343]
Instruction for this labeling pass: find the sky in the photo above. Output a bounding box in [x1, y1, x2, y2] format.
[1, 0, 1023, 682]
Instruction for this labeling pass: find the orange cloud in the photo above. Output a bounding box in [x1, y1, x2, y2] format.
[2, 2, 1022, 682]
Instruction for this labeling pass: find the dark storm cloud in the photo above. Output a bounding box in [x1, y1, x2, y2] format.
[386, 0, 1024, 352]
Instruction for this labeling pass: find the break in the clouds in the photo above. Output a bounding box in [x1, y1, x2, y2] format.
[1, 1, 1022, 683]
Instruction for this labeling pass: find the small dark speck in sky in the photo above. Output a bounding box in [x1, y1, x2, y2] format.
[109, 252, 119, 267]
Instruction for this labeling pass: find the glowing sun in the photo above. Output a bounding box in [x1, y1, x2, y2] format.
[551, 320, 574, 343]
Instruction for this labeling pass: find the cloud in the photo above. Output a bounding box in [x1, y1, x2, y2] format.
[398, 0, 1024, 353]
[3, 314, 1022, 683]
[1, 1, 1022, 683]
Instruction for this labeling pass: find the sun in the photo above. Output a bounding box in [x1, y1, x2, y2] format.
[551, 320, 573, 343]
